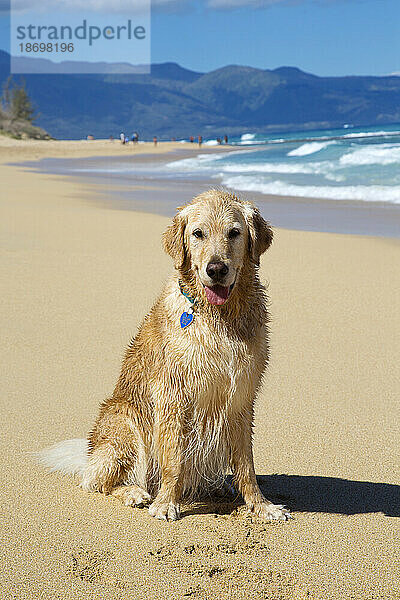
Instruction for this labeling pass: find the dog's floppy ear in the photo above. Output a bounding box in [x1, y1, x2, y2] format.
[162, 212, 187, 270]
[243, 203, 273, 265]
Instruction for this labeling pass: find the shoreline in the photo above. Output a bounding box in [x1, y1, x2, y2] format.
[12, 143, 400, 239]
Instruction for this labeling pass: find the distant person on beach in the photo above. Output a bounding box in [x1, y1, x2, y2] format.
[190, 136, 194, 143]
[109, 135, 114, 142]
[217, 137, 222, 145]
[224, 135, 228, 144]
[120, 132, 125, 144]
[198, 135, 203, 147]
[132, 132, 139, 144]
[125, 136, 129, 144]
[153, 136, 158, 146]
[87, 134, 94, 141]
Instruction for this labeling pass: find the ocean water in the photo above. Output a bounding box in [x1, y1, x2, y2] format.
[164, 124, 400, 204]
[31, 123, 400, 236]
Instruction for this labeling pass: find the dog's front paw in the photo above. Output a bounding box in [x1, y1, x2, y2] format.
[251, 501, 292, 522]
[148, 501, 181, 521]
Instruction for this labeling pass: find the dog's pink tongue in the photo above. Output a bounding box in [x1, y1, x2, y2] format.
[204, 285, 230, 305]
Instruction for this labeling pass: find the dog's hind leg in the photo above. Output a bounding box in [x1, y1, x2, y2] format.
[81, 444, 153, 506]
[81, 408, 139, 494]
[109, 438, 154, 507]
[80, 443, 130, 494]
[110, 484, 152, 507]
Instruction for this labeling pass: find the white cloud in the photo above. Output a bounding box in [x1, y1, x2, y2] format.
[9, 0, 180, 13]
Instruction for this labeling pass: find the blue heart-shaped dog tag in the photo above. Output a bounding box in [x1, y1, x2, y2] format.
[180, 311, 194, 329]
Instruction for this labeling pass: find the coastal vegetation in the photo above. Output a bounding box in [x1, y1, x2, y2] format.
[0, 75, 50, 139]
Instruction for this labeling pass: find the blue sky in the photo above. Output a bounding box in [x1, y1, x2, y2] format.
[0, 0, 399, 76]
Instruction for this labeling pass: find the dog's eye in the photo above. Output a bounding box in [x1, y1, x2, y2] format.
[192, 229, 204, 239]
[228, 228, 240, 239]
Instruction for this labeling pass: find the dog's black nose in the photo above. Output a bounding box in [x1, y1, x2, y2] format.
[206, 261, 229, 281]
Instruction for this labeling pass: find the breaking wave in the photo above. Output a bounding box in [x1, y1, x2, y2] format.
[220, 175, 400, 203]
[339, 144, 400, 167]
[287, 141, 336, 157]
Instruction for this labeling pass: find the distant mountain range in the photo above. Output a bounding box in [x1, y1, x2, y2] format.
[1, 50, 400, 139]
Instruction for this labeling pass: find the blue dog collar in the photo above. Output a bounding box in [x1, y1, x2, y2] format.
[179, 280, 197, 329]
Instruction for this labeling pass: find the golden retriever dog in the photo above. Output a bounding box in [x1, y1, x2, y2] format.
[40, 189, 291, 522]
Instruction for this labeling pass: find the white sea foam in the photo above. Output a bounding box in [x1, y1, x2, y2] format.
[288, 141, 335, 157]
[342, 129, 400, 139]
[166, 156, 341, 181]
[262, 129, 400, 148]
[218, 160, 347, 181]
[238, 140, 268, 145]
[219, 161, 331, 175]
[238, 133, 264, 145]
[241, 133, 256, 141]
[164, 149, 258, 171]
[339, 144, 400, 166]
[221, 174, 400, 203]
[164, 155, 220, 171]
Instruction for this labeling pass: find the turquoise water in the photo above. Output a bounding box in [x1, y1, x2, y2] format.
[164, 124, 400, 203]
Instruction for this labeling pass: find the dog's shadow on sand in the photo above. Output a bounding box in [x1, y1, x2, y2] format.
[256, 474, 399, 517]
[186, 475, 399, 518]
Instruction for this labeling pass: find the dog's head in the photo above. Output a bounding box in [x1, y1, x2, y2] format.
[163, 190, 273, 306]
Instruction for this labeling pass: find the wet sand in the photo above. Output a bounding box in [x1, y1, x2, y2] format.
[22, 149, 400, 238]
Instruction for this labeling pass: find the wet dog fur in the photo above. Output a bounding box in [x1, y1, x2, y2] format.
[39, 189, 291, 522]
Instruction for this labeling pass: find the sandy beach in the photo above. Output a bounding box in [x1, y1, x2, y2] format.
[1, 138, 399, 600]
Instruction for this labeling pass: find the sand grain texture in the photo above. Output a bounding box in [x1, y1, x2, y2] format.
[1, 139, 399, 600]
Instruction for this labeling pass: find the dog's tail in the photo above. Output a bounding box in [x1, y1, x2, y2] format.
[36, 438, 88, 477]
